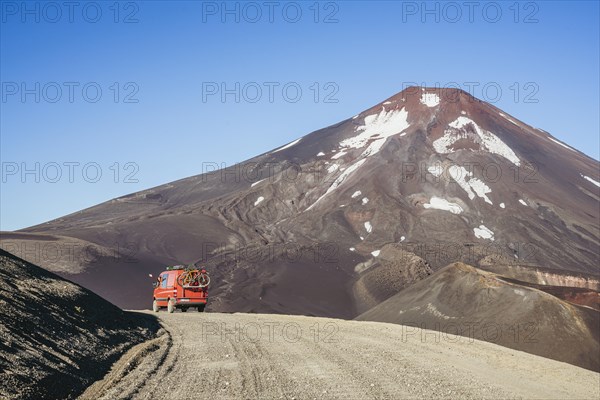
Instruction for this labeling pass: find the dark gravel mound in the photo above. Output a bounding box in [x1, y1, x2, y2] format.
[0, 249, 159, 400]
[356, 262, 600, 371]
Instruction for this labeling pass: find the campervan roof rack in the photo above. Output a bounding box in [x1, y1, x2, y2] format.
[166, 265, 186, 271]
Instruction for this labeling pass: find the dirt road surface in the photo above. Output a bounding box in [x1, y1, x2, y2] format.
[81, 312, 600, 400]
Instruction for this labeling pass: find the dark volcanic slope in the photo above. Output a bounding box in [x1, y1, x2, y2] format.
[0, 250, 158, 400]
[1, 87, 598, 316]
[356, 262, 600, 372]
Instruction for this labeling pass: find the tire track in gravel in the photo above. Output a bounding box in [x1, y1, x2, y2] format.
[130, 320, 182, 399]
[82, 312, 600, 400]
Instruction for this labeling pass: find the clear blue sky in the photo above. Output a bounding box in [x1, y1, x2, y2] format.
[1, 1, 599, 231]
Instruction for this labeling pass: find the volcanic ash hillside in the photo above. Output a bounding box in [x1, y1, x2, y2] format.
[1, 86, 598, 317]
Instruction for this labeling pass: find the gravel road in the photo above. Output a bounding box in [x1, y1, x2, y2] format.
[81, 312, 600, 400]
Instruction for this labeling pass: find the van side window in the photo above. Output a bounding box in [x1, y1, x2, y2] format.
[160, 274, 168, 288]
[167, 273, 176, 288]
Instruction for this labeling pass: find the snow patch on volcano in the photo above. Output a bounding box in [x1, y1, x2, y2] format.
[316, 151, 325, 157]
[420, 92, 440, 107]
[273, 138, 301, 153]
[428, 164, 443, 177]
[474, 225, 494, 241]
[305, 108, 410, 210]
[426, 303, 454, 320]
[371, 250, 381, 257]
[364, 221, 373, 233]
[448, 165, 493, 205]
[305, 159, 367, 211]
[254, 196, 265, 206]
[423, 196, 463, 214]
[331, 150, 347, 160]
[499, 112, 519, 126]
[469, 178, 493, 205]
[448, 166, 474, 196]
[519, 199, 528, 206]
[581, 174, 600, 187]
[327, 164, 339, 173]
[433, 117, 521, 166]
[548, 137, 575, 152]
[351, 190, 362, 198]
[341, 107, 410, 153]
[362, 197, 369, 205]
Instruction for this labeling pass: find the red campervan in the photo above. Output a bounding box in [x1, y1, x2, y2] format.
[152, 266, 209, 313]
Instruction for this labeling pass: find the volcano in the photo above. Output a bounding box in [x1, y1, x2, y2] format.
[1, 87, 598, 368]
